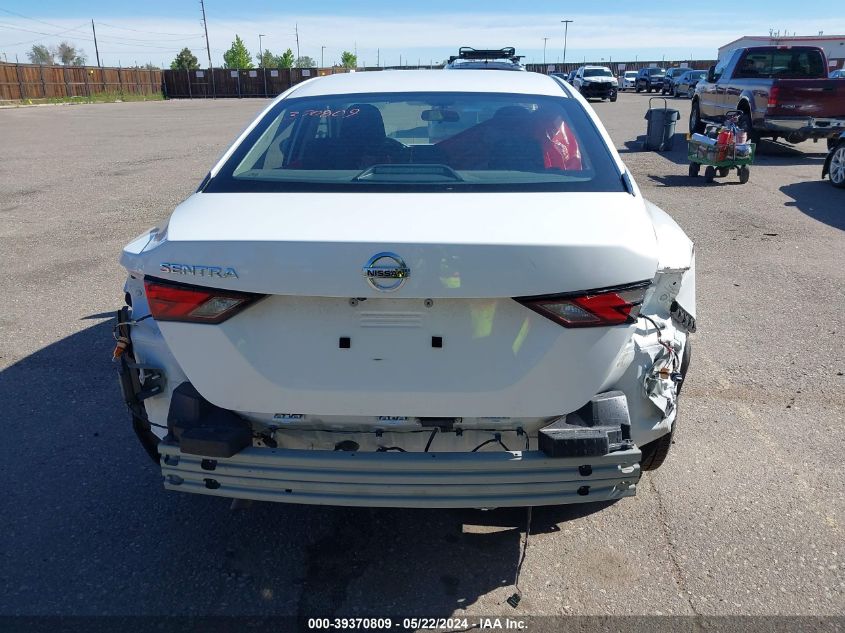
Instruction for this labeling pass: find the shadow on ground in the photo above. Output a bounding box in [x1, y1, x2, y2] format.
[780, 180, 845, 231]
[0, 320, 613, 619]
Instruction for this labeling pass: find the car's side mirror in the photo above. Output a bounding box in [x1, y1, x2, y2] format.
[707, 65, 717, 83]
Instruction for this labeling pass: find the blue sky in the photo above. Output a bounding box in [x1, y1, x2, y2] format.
[1, 1, 842, 67]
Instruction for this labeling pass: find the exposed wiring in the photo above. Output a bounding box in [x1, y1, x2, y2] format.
[640, 314, 679, 372]
[507, 506, 533, 608]
[424, 427, 438, 452]
[471, 433, 511, 452]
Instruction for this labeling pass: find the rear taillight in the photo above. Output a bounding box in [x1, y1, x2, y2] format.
[515, 282, 649, 328]
[144, 277, 264, 324]
[767, 86, 781, 109]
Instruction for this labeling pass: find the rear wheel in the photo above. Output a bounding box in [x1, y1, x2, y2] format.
[717, 167, 730, 177]
[688, 162, 700, 177]
[640, 426, 674, 471]
[689, 100, 705, 134]
[687, 86, 695, 99]
[738, 165, 751, 184]
[829, 144, 845, 188]
[704, 166, 716, 183]
[636, 83, 642, 93]
[738, 109, 760, 144]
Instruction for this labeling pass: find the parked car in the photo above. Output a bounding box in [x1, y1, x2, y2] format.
[635, 67, 666, 92]
[445, 46, 525, 71]
[621, 70, 638, 91]
[550, 72, 569, 82]
[572, 65, 618, 101]
[829, 69, 845, 79]
[822, 131, 845, 187]
[690, 46, 845, 144]
[673, 70, 707, 98]
[567, 69, 577, 83]
[116, 69, 696, 509]
[660, 67, 686, 95]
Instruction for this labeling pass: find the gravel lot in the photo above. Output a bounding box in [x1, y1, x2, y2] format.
[1, 92, 843, 621]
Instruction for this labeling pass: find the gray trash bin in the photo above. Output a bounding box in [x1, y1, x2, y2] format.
[644, 97, 681, 151]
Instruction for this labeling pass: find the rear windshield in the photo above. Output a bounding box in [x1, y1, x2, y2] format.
[647, 68, 665, 76]
[204, 91, 624, 193]
[735, 49, 826, 79]
[583, 68, 612, 77]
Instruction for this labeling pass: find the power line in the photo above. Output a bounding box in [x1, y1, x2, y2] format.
[94, 21, 204, 37]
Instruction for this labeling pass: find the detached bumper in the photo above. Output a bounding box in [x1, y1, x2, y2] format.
[761, 116, 845, 138]
[159, 443, 641, 508]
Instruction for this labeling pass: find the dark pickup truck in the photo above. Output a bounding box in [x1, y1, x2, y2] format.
[690, 46, 845, 145]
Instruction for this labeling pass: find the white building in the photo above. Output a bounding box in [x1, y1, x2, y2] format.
[718, 35, 845, 70]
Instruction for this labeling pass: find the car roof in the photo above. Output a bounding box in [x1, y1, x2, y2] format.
[287, 69, 567, 98]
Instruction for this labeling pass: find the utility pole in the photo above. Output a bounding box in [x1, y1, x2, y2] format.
[259, 34, 267, 97]
[561, 19, 574, 66]
[321, 46, 325, 68]
[91, 20, 101, 67]
[543, 37, 548, 66]
[200, 0, 216, 97]
[295, 24, 300, 60]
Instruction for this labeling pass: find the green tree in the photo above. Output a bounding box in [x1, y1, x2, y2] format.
[274, 48, 295, 69]
[294, 55, 316, 68]
[340, 51, 357, 68]
[170, 48, 199, 70]
[27, 44, 54, 65]
[223, 35, 253, 69]
[257, 49, 275, 68]
[54, 41, 84, 66]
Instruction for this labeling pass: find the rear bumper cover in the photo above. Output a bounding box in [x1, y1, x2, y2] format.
[761, 116, 845, 137]
[159, 443, 641, 508]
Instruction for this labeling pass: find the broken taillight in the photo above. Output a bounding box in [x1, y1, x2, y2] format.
[515, 282, 649, 328]
[144, 277, 264, 324]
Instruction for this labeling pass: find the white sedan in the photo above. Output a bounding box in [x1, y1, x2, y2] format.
[116, 70, 696, 508]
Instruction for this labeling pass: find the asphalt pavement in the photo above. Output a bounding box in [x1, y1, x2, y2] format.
[0, 92, 843, 622]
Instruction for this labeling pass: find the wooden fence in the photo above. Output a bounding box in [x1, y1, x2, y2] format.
[0, 62, 161, 101]
[162, 67, 322, 99]
[1, 59, 720, 102]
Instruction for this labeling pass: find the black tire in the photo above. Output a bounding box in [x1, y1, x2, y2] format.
[829, 137, 838, 152]
[738, 165, 750, 184]
[738, 109, 760, 144]
[610, 94, 617, 102]
[636, 83, 642, 93]
[640, 426, 674, 471]
[689, 99, 705, 134]
[688, 162, 700, 177]
[704, 165, 716, 183]
[687, 86, 695, 99]
[717, 167, 730, 177]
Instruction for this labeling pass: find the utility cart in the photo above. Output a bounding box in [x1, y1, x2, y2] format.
[687, 139, 755, 184]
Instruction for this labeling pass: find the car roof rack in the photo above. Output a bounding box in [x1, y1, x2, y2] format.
[448, 47, 523, 63]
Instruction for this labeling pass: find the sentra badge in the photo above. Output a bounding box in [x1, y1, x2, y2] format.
[160, 263, 239, 279]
